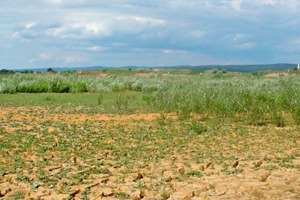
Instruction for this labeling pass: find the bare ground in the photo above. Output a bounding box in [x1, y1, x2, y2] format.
[0, 106, 299, 199]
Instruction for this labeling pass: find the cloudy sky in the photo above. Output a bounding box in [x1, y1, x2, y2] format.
[1, 0, 300, 69]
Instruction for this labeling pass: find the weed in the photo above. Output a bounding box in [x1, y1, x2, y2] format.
[188, 121, 208, 135]
[114, 192, 130, 198]
[42, 94, 56, 101]
[187, 170, 203, 177]
[161, 191, 170, 200]
[292, 107, 300, 125]
[16, 174, 30, 183]
[97, 94, 103, 105]
[265, 165, 279, 171]
[133, 182, 147, 189]
[221, 165, 231, 175]
[271, 111, 285, 127]
[8, 191, 25, 200]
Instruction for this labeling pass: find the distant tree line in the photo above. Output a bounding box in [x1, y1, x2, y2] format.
[0, 69, 35, 74]
[0, 69, 15, 74]
[0, 68, 57, 75]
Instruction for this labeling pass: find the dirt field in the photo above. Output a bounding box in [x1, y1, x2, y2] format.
[0, 106, 299, 199]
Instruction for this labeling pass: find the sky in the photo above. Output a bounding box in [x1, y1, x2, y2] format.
[1, 0, 300, 69]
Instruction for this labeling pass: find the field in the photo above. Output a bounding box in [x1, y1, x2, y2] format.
[0, 70, 299, 199]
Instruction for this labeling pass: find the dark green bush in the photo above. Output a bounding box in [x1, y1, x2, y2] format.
[49, 79, 71, 93]
[72, 81, 88, 93]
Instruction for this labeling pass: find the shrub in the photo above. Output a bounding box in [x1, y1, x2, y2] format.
[49, 79, 71, 93]
[17, 80, 48, 93]
[72, 81, 88, 93]
[0, 82, 17, 94]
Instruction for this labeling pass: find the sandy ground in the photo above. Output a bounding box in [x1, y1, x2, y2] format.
[0, 106, 299, 199]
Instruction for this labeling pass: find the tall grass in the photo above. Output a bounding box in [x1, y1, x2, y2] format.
[142, 75, 300, 125]
[0, 73, 165, 93]
[1, 72, 300, 124]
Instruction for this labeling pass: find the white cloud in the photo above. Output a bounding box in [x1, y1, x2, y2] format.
[234, 42, 257, 50]
[113, 16, 166, 36]
[29, 52, 53, 63]
[162, 49, 186, 54]
[41, 22, 111, 39]
[44, 0, 86, 5]
[233, 33, 247, 41]
[62, 55, 85, 64]
[38, 53, 53, 61]
[87, 46, 105, 52]
[80, 22, 111, 36]
[230, 0, 242, 11]
[36, 12, 166, 40]
[11, 32, 20, 39]
[45, 26, 66, 37]
[24, 22, 37, 29]
[45, 0, 62, 4]
[190, 30, 206, 38]
[115, 16, 166, 27]
[279, 0, 300, 12]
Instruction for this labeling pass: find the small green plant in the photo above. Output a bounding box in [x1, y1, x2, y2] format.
[292, 107, 300, 125]
[97, 94, 103, 105]
[187, 170, 203, 177]
[188, 121, 207, 135]
[221, 165, 230, 175]
[114, 192, 130, 198]
[42, 95, 56, 101]
[265, 165, 278, 171]
[16, 174, 30, 183]
[133, 182, 147, 189]
[9, 191, 25, 199]
[161, 191, 170, 200]
[271, 111, 285, 127]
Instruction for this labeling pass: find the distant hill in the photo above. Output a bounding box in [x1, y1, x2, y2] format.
[17, 66, 108, 72]
[3, 63, 298, 73]
[153, 63, 297, 73]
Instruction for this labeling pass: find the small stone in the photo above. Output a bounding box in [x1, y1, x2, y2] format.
[0, 188, 11, 197]
[232, 161, 239, 168]
[165, 176, 172, 182]
[133, 173, 144, 182]
[178, 167, 185, 174]
[254, 160, 263, 168]
[71, 157, 77, 163]
[101, 188, 114, 197]
[259, 171, 271, 182]
[206, 162, 212, 169]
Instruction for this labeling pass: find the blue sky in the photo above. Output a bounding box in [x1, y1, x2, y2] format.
[1, 0, 300, 69]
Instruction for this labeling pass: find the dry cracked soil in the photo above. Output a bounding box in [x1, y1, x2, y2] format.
[0, 106, 299, 199]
